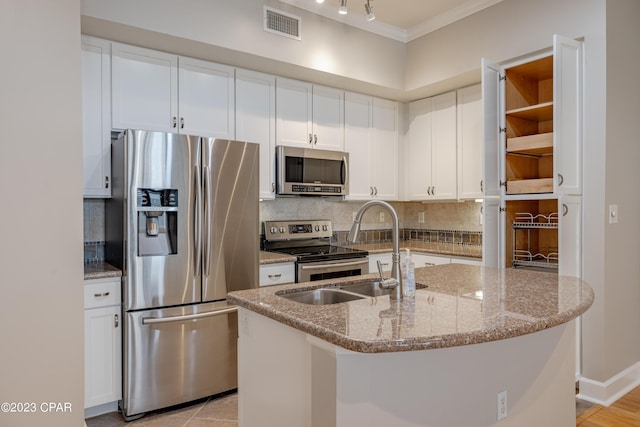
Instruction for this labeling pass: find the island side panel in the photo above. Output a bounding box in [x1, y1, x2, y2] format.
[237, 308, 311, 427]
[238, 307, 576, 427]
[330, 322, 576, 427]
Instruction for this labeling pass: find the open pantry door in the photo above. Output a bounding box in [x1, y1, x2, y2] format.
[481, 58, 505, 268]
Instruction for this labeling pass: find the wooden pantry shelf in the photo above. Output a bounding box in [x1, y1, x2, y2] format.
[507, 132, 553, 156]
[505, 102, 553, 122]
[506, 178, 553, 195]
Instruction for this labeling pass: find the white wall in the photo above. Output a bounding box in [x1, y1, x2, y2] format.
[0, 1, 85, 427]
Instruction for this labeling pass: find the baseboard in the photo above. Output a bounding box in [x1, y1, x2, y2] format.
[577, 361, 640, 406]
[84, 400, 119, 419]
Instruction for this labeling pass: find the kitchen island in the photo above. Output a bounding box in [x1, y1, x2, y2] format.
[228, 264, 593, 427]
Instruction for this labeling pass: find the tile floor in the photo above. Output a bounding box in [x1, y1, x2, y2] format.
[85, 391, 237, 426]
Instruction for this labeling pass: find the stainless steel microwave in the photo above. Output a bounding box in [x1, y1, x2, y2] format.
[276, 146, 349, 196]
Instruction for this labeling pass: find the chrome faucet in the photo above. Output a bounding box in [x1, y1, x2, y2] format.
[347, 200, 403, 300]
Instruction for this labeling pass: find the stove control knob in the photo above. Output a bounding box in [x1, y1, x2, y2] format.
[322, 225, 328, 231]
[269, 226, 277, 234]
[314, 225, 320, 231]
[279, 227, 285, 233]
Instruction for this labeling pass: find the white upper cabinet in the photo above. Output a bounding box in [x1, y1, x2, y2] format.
[457, 84, 483, 200]
[82, 35, 112, 198]
[407, 91, 457, 200]
[112, 43, 178, 132]
[344, 92, 373, 200]
[345, 93, 398, 200]
[276, 77, 344, 151]
[112, 43, 235, 138]
[236, 68, 277, 199]
[178, 57, 235, 138]
[370, 98, 399, 200]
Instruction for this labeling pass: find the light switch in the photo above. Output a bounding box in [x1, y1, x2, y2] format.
[609, 204, 618, 224]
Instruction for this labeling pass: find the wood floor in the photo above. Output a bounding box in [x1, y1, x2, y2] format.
[577, 386, 640, 426]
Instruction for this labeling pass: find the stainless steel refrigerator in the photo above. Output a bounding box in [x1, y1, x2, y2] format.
[105, 129, 259, 419]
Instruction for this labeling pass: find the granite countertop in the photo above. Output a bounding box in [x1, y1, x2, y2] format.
[84, 262, 122, 280]
[228, 264, 594, 353]
[349, 241, 482, 259]
[259, 250, 297, 265]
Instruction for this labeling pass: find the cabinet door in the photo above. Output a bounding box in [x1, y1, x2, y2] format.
[371, 98, 399, 200]
[431, 92, 457, 200]
[482, 197, 503, 268]
[236, 69, 277, 199]
[81, 36, 111, 198]
[112, 43, 178, 132]
[344, 92, 373, 200]
[84, 305, 121, 408]
[558, 195, 581, 277]
[553, 35, 583, 195]
[312, 85, 345, 151]
[369, 253, 392, 273]
[481, 58, 505, 200]
[275, 77, 313, 148]
[178, 57, 235, 138]
[457, 84, 483, 200]
[407, 98, 433, 200]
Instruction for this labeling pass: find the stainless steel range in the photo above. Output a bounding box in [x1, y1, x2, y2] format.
[263, 220, 369, 283]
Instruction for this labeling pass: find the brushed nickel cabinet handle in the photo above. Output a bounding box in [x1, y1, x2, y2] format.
[94, 292, 110, 298]
[172, 116, 177, 128]
[180, 117, 184, 129]
[105, 176, 109, 189]
[114, 314, 119, 328]
[268, 274, 282, 279]
[558, 173, 564, 186]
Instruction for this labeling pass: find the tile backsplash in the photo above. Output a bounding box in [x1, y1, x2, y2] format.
[83, 197, 483, 261]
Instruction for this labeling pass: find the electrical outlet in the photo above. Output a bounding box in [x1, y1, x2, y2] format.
[379, 212, 385, 222]
[497, 390, 507, 420]
[418, 212, 425, 223]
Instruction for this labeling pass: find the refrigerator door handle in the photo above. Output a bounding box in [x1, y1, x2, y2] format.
[203, 165, 212, 276]
[194, 164, 202, 274]
[141, 306, 238, 325]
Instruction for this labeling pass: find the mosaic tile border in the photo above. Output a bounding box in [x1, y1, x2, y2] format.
[333, 228, 482, 246]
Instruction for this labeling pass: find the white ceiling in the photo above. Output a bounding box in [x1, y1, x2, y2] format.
[279, 0, 503, 42]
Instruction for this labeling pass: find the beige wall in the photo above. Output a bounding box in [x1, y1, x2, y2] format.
[600, 0, 640, 379]
[0, 1, 85, 426]
[81, 0, 407, 100]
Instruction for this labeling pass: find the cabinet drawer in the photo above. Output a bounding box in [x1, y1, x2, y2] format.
[259, 263, 295, 286]
[84, 279, 121, 309]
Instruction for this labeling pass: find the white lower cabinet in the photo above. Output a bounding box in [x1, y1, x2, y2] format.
[369, 252, 454, 272]
[84, 278, 121, 411]
[411, 253, 451, 267]
[259, 263, 295, 286]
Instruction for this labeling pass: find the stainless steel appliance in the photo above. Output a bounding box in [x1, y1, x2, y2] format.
[105, 130, 259, 420]
[276, 146, 349, 196]
[263, 220, 368, 282]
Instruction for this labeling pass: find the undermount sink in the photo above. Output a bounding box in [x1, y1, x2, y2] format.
[339, 281, 391, 297]
[278, 288, 365, 305]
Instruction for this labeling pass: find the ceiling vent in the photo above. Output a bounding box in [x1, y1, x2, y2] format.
[264, 7, 301, 41]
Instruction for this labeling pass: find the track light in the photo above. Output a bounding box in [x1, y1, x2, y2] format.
[364, 0, 375, 21]
[315, 0, 324, 3]
[339, 0, 348, 15]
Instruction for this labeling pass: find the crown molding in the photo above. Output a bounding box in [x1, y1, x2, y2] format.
[277, 0, 503, 43]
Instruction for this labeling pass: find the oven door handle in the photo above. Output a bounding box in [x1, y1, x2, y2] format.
[300, 259, 369, 270]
